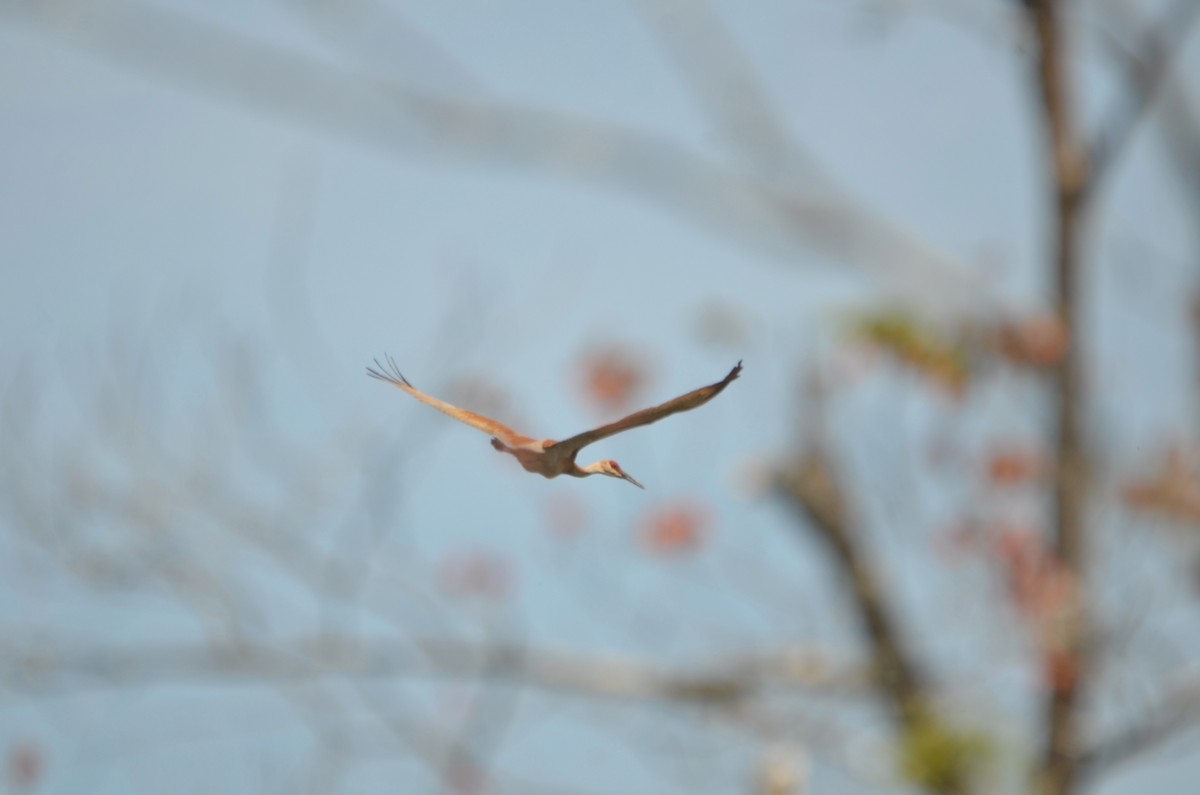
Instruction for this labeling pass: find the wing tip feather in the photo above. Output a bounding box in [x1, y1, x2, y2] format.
[366, 354, 413, 387]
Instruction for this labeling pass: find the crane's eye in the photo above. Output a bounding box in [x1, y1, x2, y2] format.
[608, 461, 621, 471]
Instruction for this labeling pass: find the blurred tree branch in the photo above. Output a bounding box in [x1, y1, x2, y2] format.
[2, 634, 863, 703]
[774, 452, 926, 720]
[0, 0, 985, 320]
[772, 451, 985, 795]
[1091, 0, 1200, 196]
[629, 0, 820, 184]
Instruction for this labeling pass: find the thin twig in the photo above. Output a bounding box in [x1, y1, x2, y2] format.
[1090, 0, 1200, 195]
[1077, 670, 1200, 780]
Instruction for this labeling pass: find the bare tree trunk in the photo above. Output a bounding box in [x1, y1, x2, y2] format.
[1023, 2, 1091, 793]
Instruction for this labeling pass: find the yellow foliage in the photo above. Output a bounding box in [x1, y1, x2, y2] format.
[899, 711, 992, 794]
[847, 311, 972, 397]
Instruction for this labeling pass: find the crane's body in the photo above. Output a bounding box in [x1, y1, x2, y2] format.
[366, 356, 742, 489]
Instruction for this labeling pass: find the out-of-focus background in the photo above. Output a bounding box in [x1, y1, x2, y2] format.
[2, 1, 1200, 793]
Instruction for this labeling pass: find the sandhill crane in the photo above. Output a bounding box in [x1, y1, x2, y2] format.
[367, 356, 742, 489]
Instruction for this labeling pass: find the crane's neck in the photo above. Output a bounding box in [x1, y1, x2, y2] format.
[574, 460, 606, 478]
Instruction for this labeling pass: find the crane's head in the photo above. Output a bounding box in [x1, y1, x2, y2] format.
[586, 459, 645, 489]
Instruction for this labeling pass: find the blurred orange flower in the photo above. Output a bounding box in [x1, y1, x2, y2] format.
[576, 345, 649, 415]
[993, 529, 1071, 615]
[7, 742, 43, 791]
[991, 528, 1081, 693]
[437, 548, 513, 600]
[444, 758, 486, 795]
[639, 502, 711, 556]
[995, 313, 1070, 369]
[1123, 448, 1200, 525]
[986, 447, 1044, 487]
[932, 519, 986, 564]
[1042, 647, 1078, 695]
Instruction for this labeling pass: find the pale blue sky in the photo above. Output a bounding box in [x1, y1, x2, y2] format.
[2, 1, 1199, 793]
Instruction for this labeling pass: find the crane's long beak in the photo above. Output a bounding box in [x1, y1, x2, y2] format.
[621, 471, 645, 489]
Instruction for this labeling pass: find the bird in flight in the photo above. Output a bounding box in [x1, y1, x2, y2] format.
[367, 356, 742, 489]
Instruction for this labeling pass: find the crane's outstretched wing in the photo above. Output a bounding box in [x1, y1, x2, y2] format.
[367, 355, 533, 447]
[550, 361, 742, 459]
